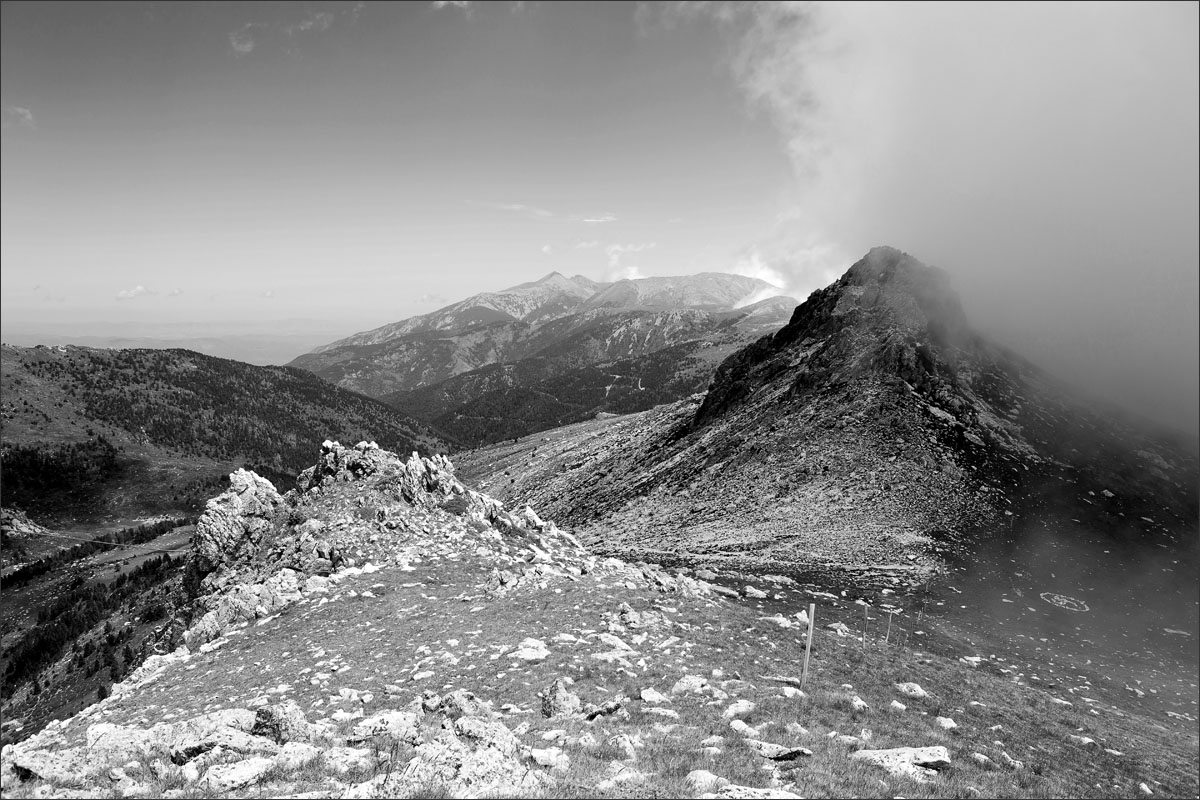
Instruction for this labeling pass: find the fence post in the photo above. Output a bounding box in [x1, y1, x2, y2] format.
[800, 603, 815, 689]
[884, 611, 893, 647]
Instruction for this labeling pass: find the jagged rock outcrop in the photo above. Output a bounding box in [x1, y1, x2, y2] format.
[193, 469, 285, 573]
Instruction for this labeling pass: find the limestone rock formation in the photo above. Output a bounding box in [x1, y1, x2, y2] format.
[193, 469, 285, 573]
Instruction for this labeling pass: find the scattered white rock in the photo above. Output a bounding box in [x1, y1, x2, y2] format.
[895, 682, 928, 699]
[935, 716, 957, 730]
[851, 746, 951, 783]
[723, 700, 756, 719]
[687, 769, 731, 792]
[640, 687, 670, 705]
[510, 637, 550, 661]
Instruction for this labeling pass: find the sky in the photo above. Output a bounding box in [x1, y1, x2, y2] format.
[2, 1, 1197, 434]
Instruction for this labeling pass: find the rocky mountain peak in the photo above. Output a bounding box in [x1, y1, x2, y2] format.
[782, 246, 969, 349]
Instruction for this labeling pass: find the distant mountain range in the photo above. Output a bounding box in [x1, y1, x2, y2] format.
[290, 271, 796, 445]
[1, 319, 353, 367]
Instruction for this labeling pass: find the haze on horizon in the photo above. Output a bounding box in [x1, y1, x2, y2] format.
[2, 1, 1196, 436]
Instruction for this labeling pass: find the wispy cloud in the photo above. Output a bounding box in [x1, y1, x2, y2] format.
[541, 244, 553, 254]
[284, 11, 334, 36]
[262, 289, 275, 299]
[604, 242, 655, 268]
[229, 8, 340, 57]
[492, 202, 554, 219]
[574, 213, 617, 224]
[432, 0, 474, 16]
[116, 285, 153, 301]
[229, 22, 261, 55]
[418, 293, 448, 305]
[573, 240, 602, 249]
[167, 288, 183, 297]
[1, 105, 36, 131]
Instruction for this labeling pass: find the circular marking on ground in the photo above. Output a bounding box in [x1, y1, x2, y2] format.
[1039, 592, 1089, 612]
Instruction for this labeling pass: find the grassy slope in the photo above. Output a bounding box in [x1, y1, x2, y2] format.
[4, 506, 1194, 799]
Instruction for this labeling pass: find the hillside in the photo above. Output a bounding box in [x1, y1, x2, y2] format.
[0, 345, 449, 522]
[2, 440, 1194, 799]
[288, 272, 792, 413]
[454, 247, 1198, 576]
[384, 299, 796, 446]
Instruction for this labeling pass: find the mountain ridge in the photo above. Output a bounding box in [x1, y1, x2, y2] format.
[455, 246, 1198, 575]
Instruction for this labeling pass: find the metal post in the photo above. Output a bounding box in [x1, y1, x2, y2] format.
[800, 603, 815, 689]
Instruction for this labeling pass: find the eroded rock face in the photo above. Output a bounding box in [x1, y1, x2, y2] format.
[194, 469, 285, 573]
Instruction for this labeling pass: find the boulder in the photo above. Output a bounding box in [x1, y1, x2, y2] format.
[200, 757, 274, 793]
[745, 739, 812, 761]
[348, 711, 420, 746]
[699, 785, 803, 799]
[542, 678, 582, 719]
[687, 769, 730, 792]
[723, 700, 756, 719]
[251, 700, 313, 744]
[671, 674, 709, 696]
[639, 687, 670, 705]
[440, 689, 489, 719]
[894, 682, 929, 699]
[851, 746, 951, 782]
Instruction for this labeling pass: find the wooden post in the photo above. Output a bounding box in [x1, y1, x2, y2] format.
[884, 611, 893, 647]
[862, 604, 868, 651]
[800, 603, 815, 689]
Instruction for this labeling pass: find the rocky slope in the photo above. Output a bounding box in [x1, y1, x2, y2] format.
[289, 273, 794, 441]
[2, 440, 1194, 799]
[455, 247, 1198, 578]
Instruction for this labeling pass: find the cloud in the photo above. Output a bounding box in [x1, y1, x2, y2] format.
[229, 8, 339, 57]
[229, 23, 260, 55]
[574, 213, 617, 224]
[541, 244, 553, 254]
[492, 202, 554, 219]
[116, 285, 153, 301]
[1, 105, 36, 131]
[285, 11, 334, 36]
[604, 242, 655, 268]
[167, 288, 183, 297]
[262, 290, 275, 299]
[432, 0, 473, 15]
[418, 293, 448, 305]
[668, 2, 1200, 433]
[610, 265, 645, 281]
[574, 240, 602, 249]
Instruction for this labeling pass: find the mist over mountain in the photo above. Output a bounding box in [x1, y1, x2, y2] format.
[457, 247, 1198, 573]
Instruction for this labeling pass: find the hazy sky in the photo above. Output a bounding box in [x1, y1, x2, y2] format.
[2, 1, 1197, 433]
